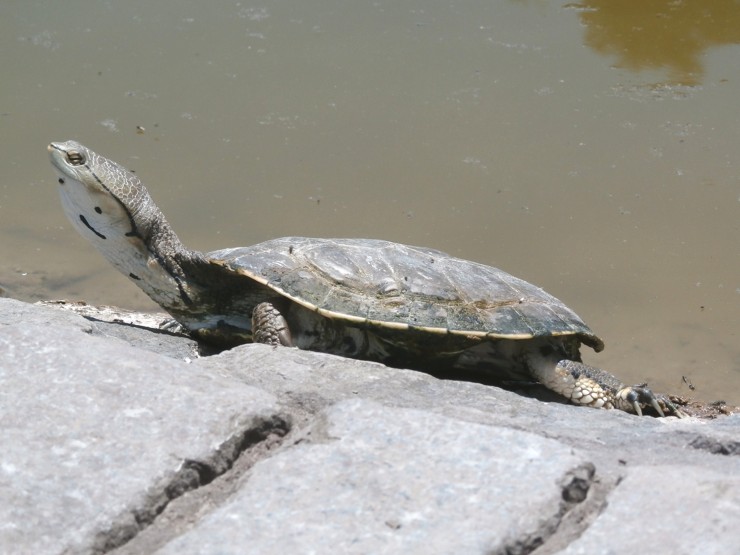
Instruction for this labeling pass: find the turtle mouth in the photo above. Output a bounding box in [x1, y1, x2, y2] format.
[48, 143, 69, 174]
[47, 142, 65, 157]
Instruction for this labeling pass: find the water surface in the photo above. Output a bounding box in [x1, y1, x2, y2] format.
[1, 0, 738, 404]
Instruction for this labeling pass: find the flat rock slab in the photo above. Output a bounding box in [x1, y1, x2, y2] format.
[0, 322, 284, 554]
[0, 298, 197, 359]
[0, 297, 93, 333]
[1, 299, 739, 554]
[194, 344, 710, 455]
[156, 399, 593, 555]
[561, 465, 740, 555]
[189, 344, 740, 554]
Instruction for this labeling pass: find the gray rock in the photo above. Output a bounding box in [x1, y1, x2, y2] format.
[0, 298, 197, 359]
[190, 344, 740, 554]
[1, 298, 738, 554]
[156, 399, 594, 555]
[194, 344, 728, 461]
[0, 297, 93, 333]
[683, 414, 740, 456]
[0, 323, 286, 555]
[560, 465, 740, 555]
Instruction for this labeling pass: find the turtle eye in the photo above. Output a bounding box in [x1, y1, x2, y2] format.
[66, 150, 86, 166]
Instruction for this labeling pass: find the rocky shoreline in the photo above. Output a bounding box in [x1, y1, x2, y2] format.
[1, 297, 738, 554]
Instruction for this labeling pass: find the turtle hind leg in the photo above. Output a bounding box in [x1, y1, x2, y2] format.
[529, 357, 683, 417]
[252, 301, 294, 347]
[533, 358, 618, 410]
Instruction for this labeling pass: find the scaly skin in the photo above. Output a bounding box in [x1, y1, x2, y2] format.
[535, 360, 677, 417]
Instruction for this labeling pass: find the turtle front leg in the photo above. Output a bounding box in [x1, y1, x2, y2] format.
[531, 358, 683, 417]
[252, 301, 294, 347]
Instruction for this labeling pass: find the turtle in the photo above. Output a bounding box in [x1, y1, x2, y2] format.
[48, 140, 681, 417]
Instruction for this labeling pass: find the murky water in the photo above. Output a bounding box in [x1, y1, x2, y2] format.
[1, 0, 738, 405]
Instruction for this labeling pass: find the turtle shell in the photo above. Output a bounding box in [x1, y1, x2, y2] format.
[208, 237, 604, 352]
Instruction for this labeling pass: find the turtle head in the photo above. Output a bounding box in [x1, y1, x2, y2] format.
[48, 140, 155, 242]
[48, 140, 200, 314]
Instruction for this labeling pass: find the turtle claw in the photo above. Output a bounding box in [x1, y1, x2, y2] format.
[160, 318, 185, 333]
[618, 384, 686, 418]
[650, 398, 665, 417]
[660, 395, 688, 418]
